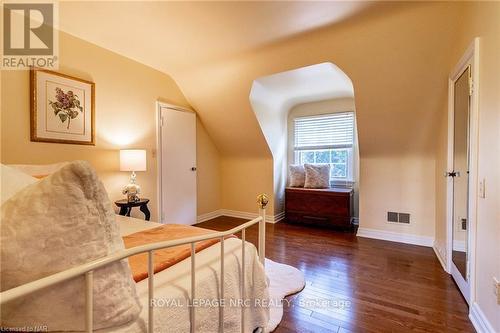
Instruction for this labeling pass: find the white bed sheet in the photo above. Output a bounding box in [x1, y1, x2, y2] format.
[116, 214, 162, 235]
[99, 215, 270, 333]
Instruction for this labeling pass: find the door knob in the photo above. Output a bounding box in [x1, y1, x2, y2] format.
[445, 171, 457, 177]
[191, 167, 197, 171]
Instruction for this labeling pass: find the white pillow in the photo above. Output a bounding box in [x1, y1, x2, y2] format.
[1, 164, 38, 205]
[8, 162, 67, 178]
[304, 164, 331, 189]
[1, 161, 141, 331]
[288, 165, 305, 187]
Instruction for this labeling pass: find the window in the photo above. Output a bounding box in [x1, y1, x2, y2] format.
[294, 112, 355, 183]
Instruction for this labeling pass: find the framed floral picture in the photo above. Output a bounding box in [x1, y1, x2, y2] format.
[30, 69, 95, 145]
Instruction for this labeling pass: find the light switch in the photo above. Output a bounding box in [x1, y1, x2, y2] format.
[479, 179, 486, 198]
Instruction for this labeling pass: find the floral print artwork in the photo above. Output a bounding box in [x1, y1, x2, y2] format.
[49, 87, 83, 130]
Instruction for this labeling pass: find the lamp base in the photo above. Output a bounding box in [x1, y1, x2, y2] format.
[125, 191, 141, 203]
[122, 171, 141, 202]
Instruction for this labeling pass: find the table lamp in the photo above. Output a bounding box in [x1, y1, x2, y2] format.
[120, 149, 146, 202]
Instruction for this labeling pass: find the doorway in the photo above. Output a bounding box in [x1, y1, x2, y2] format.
[446, 39, 479, 304]
[157, 102, 197, 225]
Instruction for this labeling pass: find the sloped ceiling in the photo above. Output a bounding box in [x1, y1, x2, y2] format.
[59, 1, 461, 158]
[58, 1, 375, 157]
[59, 1, 373, 73]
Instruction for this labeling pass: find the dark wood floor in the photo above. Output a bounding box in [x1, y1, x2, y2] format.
[197, 216, 475, 333]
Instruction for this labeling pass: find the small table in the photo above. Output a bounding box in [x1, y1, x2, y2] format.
[115, 198, 151, 221]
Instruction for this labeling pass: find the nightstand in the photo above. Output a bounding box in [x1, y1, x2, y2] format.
[115, 198, 151, 221]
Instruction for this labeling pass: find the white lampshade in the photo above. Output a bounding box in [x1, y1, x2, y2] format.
[120, 149, 146, 172]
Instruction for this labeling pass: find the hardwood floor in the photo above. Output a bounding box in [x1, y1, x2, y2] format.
[196, 216, 475, 333]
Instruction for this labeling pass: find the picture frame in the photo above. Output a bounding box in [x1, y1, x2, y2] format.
[30, 68, 95, 145]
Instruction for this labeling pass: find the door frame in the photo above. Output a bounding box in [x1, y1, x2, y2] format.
[156, 101, 196, 224]
[446, 38, 480, 304]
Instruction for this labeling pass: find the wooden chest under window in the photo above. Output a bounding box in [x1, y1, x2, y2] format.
[285, 187, 353, 229]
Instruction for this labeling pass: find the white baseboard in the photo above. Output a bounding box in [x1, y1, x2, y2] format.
[470, 302, 496, 333]
[220, 209, 259, 221]
[433, 244, 449, 273]
[196, 210, 223, 223]
[453, 240, 466, 252]
[356, 227, 434, 247]
[273, 211, 285, 223]
[196, 209, 284, 224]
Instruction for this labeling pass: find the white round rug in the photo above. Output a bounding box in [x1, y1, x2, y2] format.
[264, 259, 305, 332]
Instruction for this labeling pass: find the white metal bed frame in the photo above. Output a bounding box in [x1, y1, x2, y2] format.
[0, 194, 269, 333]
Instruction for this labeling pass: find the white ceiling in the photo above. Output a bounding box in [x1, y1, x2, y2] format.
[250, 62, 354, 113]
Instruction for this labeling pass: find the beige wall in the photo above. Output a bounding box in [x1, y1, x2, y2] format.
[435, 2, 500, 330]
[1, 31, 221, 221]
[196, 118, 221, 215]
[249, 88, 287, 216]
[220, 156, 274, 214]
[361, 154, 436, 237]
[434, 99, 449, 260]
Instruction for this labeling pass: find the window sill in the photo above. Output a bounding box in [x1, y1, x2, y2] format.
[330, 180, 355, 188]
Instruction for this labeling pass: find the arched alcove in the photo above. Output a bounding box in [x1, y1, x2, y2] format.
[250, 62, 359, 218]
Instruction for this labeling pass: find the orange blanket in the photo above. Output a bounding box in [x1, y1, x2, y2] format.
[123, 224, 234, 282]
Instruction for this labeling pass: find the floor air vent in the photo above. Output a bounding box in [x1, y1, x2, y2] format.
[398, 213, 410, 224]
[387, 212, 398, 222]
[387, 212, 411, 224]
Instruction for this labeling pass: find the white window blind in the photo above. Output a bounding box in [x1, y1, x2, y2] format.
[294, 112, 355, 150]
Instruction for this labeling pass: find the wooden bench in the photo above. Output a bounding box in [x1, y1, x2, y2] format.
[285, 187, 353, 229]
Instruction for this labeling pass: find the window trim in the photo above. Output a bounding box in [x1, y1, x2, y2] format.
[291, 112, 355, 185]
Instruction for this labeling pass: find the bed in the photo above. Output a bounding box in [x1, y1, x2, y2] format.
[0, 162, 272, 333]
[108, 215, 270, 333]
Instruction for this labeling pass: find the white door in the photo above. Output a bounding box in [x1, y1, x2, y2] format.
[446, 40, 479, 304]
[449, 66, 471, 302]
[158, 104, 197, 225]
